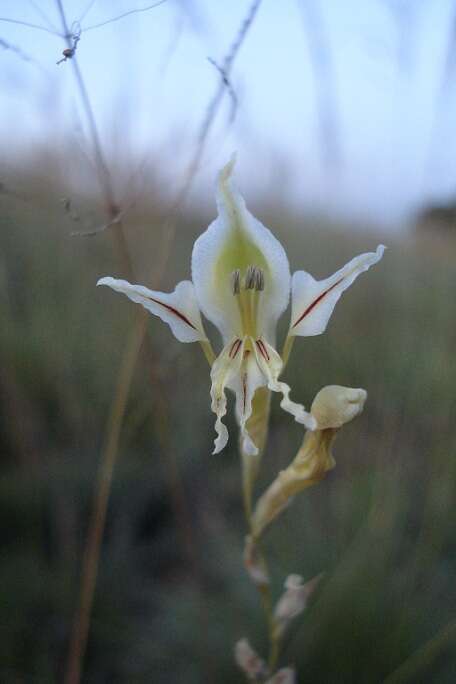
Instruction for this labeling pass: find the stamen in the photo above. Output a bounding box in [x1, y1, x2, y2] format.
[255, 268, 264, 291]
[231, 269, 241, 295]
[231, 266, 266, 337]
[245, 265, 256, 290]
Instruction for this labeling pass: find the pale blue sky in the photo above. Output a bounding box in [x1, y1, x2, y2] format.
[1, 0, 456, 228]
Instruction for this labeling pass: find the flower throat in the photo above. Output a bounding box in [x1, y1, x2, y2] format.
[231, 265, 264, 339]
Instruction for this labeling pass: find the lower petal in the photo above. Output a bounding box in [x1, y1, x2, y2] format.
[253, 339, 317, 430]
[210, 338, 244, 454]
[228, 350, 266, 456]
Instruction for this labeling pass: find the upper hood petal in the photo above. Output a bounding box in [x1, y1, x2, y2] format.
[97, 277, 207, 343]
[191, 157, 291, 344]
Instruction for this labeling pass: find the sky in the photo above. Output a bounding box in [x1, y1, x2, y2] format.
[1, 0, 456, 229]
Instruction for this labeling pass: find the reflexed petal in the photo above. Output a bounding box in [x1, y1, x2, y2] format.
[210, 337, 244, 454]
[289, 245, 385, 337]
[97, 277, 207, 343]
[191, 157, 290, 343]
[253, 338, 316, 430]
[228, 349, 266, 456]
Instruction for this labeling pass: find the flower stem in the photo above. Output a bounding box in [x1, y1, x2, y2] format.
[200, 339, 216, 366]
[241, 449, 281, 678]
[281, 335, 295, 369]
[256, 544, 281, 676]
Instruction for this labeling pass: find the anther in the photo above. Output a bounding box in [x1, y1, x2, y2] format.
[231, 269, 241, 295]
[255, 268, 264, 291]
[245, 265, 257, 290]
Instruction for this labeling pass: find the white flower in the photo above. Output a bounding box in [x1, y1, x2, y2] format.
[98, 157, 384, 456]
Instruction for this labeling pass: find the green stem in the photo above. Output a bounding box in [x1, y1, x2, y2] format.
[281, 335, 295, 369]
[241, 450, 281, 678]
[256, 544, 281, 675]
[200, 339, 216, 366]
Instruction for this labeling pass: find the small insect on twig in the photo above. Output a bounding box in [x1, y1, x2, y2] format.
[57, 21, 81, 64]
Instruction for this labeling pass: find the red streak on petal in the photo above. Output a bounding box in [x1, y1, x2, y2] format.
[144, 295, 197, 330]
[242, 373, 247, 414]
[229, 338, 242, 358]
[292, 277, 344, 329]
[255, 339, 270, 361]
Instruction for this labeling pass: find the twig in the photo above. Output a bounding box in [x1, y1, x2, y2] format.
[175, 0, 263, 209]
[297, 0, 342, 172]
[77, 0, 97, 25]
[0, 1, 167, 36]
[0, 16, 60, 36]
[207, 57, 238, 124]
[422, 4, 456, 184]
[83, 0, 168, 32]
[64, 317, 145, 684]
[63, 196, 133, 237]
[53, 2, 211, 682]
[0, 36, 33, 63]
[27, 0, 60, 34]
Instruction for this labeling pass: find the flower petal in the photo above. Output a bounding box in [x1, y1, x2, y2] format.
[289, 245, 385, 337]
[253, 338, 316, 430]
[228, 348, 266, 456]
[97, 277, 207, 343]
[191, 157, 290, 343]
[210, 337, 244, 454]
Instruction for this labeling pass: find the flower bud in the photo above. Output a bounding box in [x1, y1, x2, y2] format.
[251, 386, 367, 537]
[311, 385, 367, 429]
[234, 638, 267, 679]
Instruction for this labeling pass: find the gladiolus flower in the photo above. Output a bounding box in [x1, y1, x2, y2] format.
[98, 158, 383, 455]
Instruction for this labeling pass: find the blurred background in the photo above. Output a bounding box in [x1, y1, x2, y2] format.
[1, 0, 456, 682]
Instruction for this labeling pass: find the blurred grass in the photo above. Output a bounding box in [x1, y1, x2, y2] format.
[0, 162, 455, 683]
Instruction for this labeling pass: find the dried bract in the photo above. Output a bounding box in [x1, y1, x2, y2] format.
[234, 638, 268, 680]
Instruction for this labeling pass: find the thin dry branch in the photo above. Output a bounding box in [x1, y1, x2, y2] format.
[207, 57, 238, 124]
[1, 1, 168, 45]
[77, 0, 97, 25]
[422, 2, 456, 186]
[27, 0, 60, 34]
[83, 0, 168, 32]
[0, 35, 34, 63]
[297, 0, 342, 173]
[52, 3, 211, 682]
[0, 16, 60, 36]
[175, 0, 263, 208]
